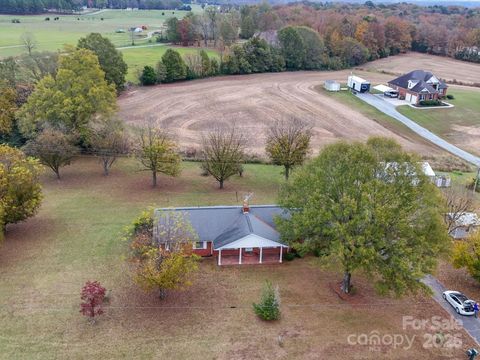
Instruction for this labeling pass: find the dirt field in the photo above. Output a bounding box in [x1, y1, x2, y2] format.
[359, 52, 480, 85]
[119, 70, 439, 157]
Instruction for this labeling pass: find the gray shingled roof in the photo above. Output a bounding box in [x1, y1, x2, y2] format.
[154, 205, 288, 249]
[388, 70, 447, 94]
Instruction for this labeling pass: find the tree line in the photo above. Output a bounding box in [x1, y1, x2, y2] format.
[161, 2, 480, 65]
[0, 0, 183, 14]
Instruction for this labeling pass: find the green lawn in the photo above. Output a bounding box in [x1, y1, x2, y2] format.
[0, 8, 198, 57]
[318, 86, 435, 149]
[121, 45, 219, 83]
[1, 157, 474, 358]
[397, 89, 480, 137]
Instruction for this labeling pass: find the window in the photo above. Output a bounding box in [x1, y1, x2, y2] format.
[245, 247, 254, 252]
[193, 241, 207, 250]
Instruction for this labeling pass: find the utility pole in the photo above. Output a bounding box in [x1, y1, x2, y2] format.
[473, 168, 480, 194]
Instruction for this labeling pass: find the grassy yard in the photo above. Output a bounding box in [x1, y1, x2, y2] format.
[0, 157, 475, 358]
[318, 87, 438, 150]
[397, 89, 480, 137]
[0, 8, 198, 57]
[397, 88, 480, 156]
[121, 45, 219, 83]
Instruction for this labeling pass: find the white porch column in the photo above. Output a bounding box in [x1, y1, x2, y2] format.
[239, 248, 242, 265]
[259, 247, 263, 264]
[218, 249, 222, 266]
[279, 246, 283, 263]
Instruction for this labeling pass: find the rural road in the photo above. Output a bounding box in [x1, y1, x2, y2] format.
[117, 43, 167, 50]
[422, 275, 480, 345]
[357, 93, 480, 167]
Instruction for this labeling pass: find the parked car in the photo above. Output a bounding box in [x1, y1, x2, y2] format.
[384, 90, 399, 98]
[442, 290, 475, 315]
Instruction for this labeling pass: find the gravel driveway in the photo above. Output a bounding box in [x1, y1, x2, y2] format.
[356, 93, 480, 167]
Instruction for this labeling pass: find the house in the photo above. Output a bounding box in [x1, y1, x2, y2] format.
[154, 204, 289, 266]
[388, 70, 448, 105]
[253, 30, 279, 48]
[446, 212, 480, 239]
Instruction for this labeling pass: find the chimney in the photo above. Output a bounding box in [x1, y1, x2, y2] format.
[243, 193, 253, 214]
[243, 198, 249, 213]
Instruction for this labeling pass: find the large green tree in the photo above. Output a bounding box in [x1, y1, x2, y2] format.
[278, 26, 306, 70]
[277, 138, 449, 295]
[78, 33, 128, 92]
[161, 49, 187, 83]
[17, 47, 117, 140]
[0, 144, 42, 237]
[294, 26, 326, 70]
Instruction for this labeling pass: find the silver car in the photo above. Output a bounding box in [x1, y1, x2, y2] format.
[443, 290, 475, 316]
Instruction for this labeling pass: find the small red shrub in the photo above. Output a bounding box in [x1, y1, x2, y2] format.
[80, 281, 106, 322]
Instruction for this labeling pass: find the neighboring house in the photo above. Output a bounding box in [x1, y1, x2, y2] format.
[388, 70, 448, 105]
[446, 212, 480, 239]
[254, 30, 279, 48]
[381, 161, 449, 187]
[154, 204, 289, 266]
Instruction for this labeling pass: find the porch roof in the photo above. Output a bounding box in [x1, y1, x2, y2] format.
[216, 233, 288, 250]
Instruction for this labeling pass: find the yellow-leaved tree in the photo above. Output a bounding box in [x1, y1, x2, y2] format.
[127, 210, 199, 299]
[0, 144, 42, 239]
[452, 232, 480, 282]
[17, 47, 117, 140]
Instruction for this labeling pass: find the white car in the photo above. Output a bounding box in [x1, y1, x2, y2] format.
[442, 290, 475, 316]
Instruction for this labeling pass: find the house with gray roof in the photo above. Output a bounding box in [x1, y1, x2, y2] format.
[154, 204, 289, 265]
[388, 70, 448, 105]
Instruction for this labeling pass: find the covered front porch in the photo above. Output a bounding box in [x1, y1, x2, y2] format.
[215, 234, 288, 266]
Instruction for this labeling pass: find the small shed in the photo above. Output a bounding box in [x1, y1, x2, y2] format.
[347, 75, 370, 93]
[324, 80, 340, 92]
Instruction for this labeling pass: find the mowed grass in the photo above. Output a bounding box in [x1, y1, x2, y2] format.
[318, 86, 437, 150]
[121, 45, 219, 83]
[0, 9, 197, 57]
[0, 156, 475, 358]
[397, 89, 480, 137]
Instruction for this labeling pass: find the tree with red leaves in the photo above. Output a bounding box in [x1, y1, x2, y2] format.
[80, 281, 106, 323]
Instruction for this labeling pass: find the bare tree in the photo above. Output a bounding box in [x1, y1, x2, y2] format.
[23, 127, 79, 179]
[89, 118, 130, 176]
[205, 6, 219, 47]
[265, 117, 312, 180]
[443, 186, 474, 234]
[201, 126, 245, 189]
[197, 13, 210, 47]
[20, 32, 37, 56]
[136, 121, 181, 187]
[19, 51, 58, 82]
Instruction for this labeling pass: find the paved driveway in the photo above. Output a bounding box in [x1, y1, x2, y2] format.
[356, 93, 480, 167]
[422, 275, 480, 344]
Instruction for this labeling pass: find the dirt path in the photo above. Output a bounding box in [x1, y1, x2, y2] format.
[118, 70, 438, 156]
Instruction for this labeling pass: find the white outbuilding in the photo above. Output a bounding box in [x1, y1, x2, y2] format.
[347, 75, 370, 93]
[324, 80, 340, 92]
